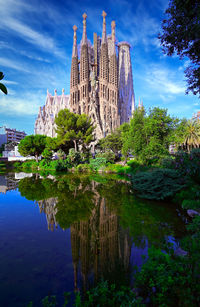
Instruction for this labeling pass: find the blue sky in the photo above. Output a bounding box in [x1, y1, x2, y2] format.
[0, 0, 199, 135]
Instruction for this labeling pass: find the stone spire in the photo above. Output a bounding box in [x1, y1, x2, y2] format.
[70, 25, 79, 113]
[111, 20, 116, 55]
[102, 11, 107, 44]
[81, 13, 87, 45]
[72, 25, 78, 57]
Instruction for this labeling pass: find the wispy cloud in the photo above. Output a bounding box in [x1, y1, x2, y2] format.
[0, 92, 46, 116]
[0, 57, 30, 72]
[0, 0, 65, 58]
[145, 65, 185, 95]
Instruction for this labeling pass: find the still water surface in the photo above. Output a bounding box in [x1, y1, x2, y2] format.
[0, 172, 187, 306]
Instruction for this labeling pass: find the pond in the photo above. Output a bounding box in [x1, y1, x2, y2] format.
[0, 172, 187, 306]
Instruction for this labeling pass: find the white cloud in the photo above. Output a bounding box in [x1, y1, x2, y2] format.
[145, 65, 185, 95]
[0, 0, 65, 59]
[0, 92, 46, 116]
[3, 80, 18, 85]
[0, 57, 30, 72]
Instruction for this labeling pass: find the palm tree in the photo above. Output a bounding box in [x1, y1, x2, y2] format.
[183, 119, 200, 151]
[0, 72, 7, 94]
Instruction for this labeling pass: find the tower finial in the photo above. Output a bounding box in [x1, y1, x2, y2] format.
[82, 12, 87, 45]
[72, 25, 78, 57]
[111, 20, 116, 54]
[102, 11, 107, 44]
[102, 11, 107, 19]
[83, 12, 87, 20]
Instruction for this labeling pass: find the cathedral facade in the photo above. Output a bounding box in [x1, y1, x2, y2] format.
[35, 11, 135, 140]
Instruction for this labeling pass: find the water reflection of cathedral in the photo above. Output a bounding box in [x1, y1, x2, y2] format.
[71, 197, 132, 291]
[37, 188, 132, 291]
[0, 174, 18, 194]
[37, 198, 58, 231]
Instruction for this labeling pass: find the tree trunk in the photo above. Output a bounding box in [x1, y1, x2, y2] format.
[73, 140, 77, 152]
[36, 154, 38, 163]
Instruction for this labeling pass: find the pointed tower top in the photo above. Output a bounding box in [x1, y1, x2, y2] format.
[102, 11, 107, 18]
[62, 88, 65, 94]
[81, 12, 87, 45]
[83, 12, 87, 20]
[111, 20, 116, 55]
[72, 25, 78, 57]
[111, 20, 116, 29]
[102, 11, 107, 44]
[73, 25, 77, 32]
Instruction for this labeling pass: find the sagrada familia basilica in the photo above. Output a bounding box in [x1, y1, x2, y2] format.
[35, 11, 135, 140]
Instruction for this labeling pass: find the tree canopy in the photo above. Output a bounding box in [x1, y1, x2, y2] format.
[18, 134, 47, 162]
[55, 109, 94, 152]
[158, 0, 200, 96]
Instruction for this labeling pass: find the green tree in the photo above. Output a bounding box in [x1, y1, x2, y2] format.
[158, 0, 200, 96]
[127, 107, 146, 160]
[18, 134, 47, 162]
[55, 109, 94, 152]
[99, 128, 122, 157]
[183, 119, 200, 151]
[120, 123, 131, 163]
[0, 72, 7, 95]
[124, 107, 177, 163]
[42, 148, 53, 160]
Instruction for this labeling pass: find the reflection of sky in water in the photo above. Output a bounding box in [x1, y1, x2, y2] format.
[0, 173, 186, 306]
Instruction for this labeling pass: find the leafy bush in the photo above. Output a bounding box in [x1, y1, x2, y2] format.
[74, 280, 142, 307]
[132, 168, 185, 200]
[89, 157, 107, 171]
[76, 164, 92, 173]
[21, 160, 38, 170]
[53, 159, 68, 171]
[42, 148, 53, 160]
[13, 161, 22, 168]
[105, 164, 132, 175]
[174, 185, 200, 209]
[57, 149, 66, 160]
[135, 246, 200, 306]
[38, 159, 68, 171]
[167, 149, 200, 183]
[67, 148, 81, 167]
[96, 150, 115, 163]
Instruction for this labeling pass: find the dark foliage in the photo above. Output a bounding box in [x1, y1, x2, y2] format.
[158, 0, 200, 96]
[132, 168, 185, 200]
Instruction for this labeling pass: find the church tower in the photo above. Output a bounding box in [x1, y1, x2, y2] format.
[79, 13, 90, 115]
[99, 11, 109, 136]
[108, 21, 119, 131]
[70, 25, 79, 114]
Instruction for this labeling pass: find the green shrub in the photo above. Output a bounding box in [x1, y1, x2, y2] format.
[39, 159, 50, 168]
[105, 164, 132, 175]
[89, 157, 107, 171]
[135, 246, 200, 306]
[13, 161, 22, 168]
[96, 151, 115, 163]
[76, 163, 92, 173]
[21, 160, 38, 170]
[74, 280, 142, 307]
[132, 168, 185, 200]
[175, 185, 200, 209]
[167, 149, 200, 183]
[67, 148, 81, 167]
[57, 149, 66, 160]
[42, 148, 53, 160]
